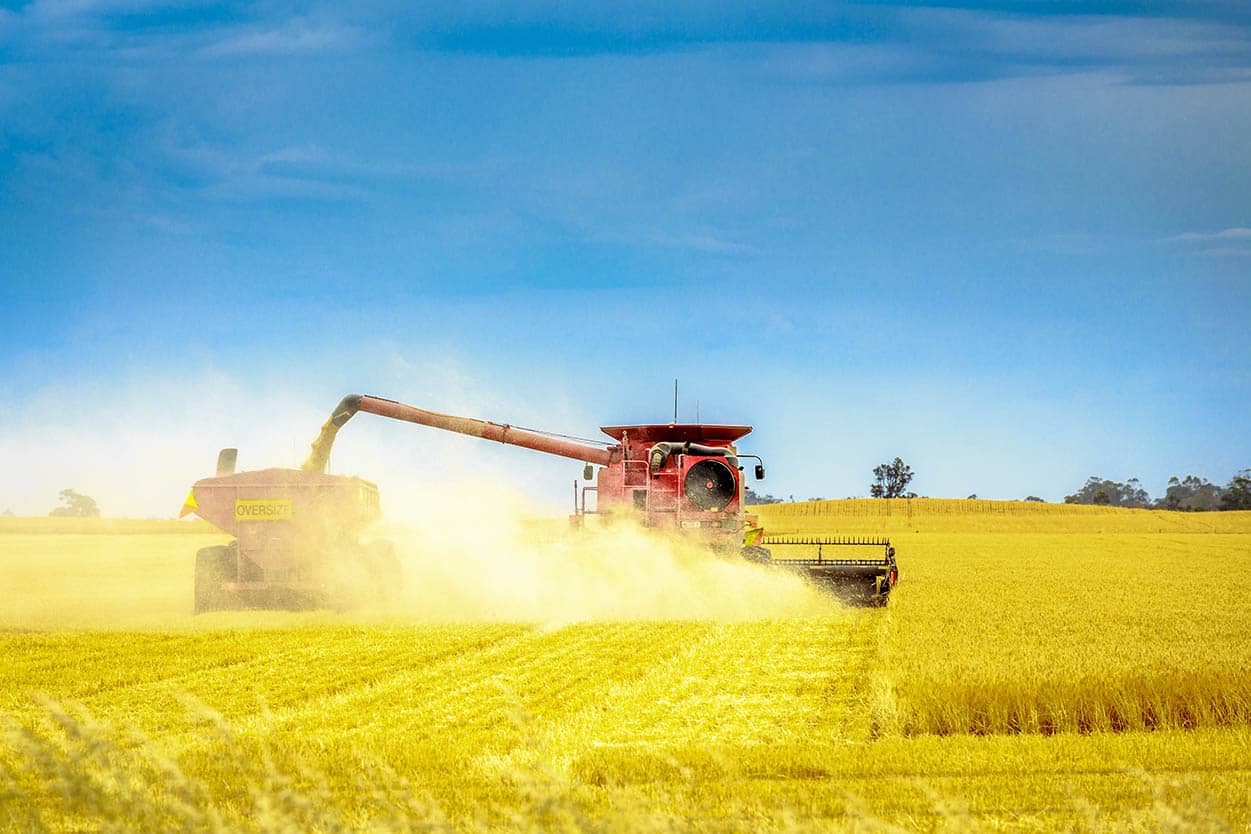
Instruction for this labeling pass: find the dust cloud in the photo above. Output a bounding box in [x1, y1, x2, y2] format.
[370, 480, 833, 625]
[1, 371, 834, 627]
[0, 478, 834, 629]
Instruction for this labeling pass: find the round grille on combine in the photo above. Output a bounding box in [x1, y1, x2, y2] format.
[683, 459, 738, 511]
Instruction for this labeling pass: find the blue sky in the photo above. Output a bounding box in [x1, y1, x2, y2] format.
[1, 1, 1249, 514]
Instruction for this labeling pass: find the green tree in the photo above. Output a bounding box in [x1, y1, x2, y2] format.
[1220, 469, 1251, 511]
[49, 489, 100, 518]
[743, 487, 782, 505]
[1157, 475, 1222, 511]
[1064, 476, 1150, 508]
[1023, 496, 1045, 503]
[870, 457, 916, 499]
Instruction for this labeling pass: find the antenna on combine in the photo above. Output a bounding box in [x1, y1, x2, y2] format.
[696, 400, 700, 424]
[673, 379, 678, 423]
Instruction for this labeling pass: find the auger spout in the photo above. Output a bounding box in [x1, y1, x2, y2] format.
[301, 395, 364, 473]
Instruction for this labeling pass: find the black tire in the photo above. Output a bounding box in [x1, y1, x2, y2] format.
[194, 544, 237, 614]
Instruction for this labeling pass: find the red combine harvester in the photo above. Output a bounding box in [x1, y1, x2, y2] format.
[180, 393, 897, 612]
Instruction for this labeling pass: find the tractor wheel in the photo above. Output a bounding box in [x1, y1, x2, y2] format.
[194, 544, 237, 614]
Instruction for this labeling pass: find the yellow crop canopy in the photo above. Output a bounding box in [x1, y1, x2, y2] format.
[179, 488, 198, 519]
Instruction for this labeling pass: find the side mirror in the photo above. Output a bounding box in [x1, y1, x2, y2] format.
[754, 464, 765, 480]
[583, 464, 594, 481]
[216, 448, 238, 477]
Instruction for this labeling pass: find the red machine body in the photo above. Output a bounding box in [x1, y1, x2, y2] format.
[583, 423, 754, 548]
[325, 396, 755, 550]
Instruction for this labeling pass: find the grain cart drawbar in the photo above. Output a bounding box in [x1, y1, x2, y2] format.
[180, 394, 897, 612]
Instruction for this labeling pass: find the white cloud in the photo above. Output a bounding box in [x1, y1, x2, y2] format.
[1163, 228, 1251, 257]
[747, 9, 1251, 87]
[198, 18, 367, 58]
[1166, 227, 1251, 242]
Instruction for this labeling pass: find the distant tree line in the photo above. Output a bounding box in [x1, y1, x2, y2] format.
[48, 489, 101, 518]
[1064, 471, 1251, 512]
[744, 487, 784, 505]
[746, 460, 1251, 511]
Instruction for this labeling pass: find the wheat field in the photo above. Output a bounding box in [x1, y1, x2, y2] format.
[2, 504, 1250, 832]
[757, 501, 1251, 735]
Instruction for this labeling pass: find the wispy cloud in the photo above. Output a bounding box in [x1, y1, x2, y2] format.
[749, 8, 1251, 87]
[1197, 246, 1251, 258]
[2, 5, 368, 63]
[4, 3, 1250, 88]
[256, 146, 448, 186]
[649, 232, 759, 256]
[198, 17, 366, 58]
[1165, 227, 1251, 241]
[1162, 228, 1251, 259]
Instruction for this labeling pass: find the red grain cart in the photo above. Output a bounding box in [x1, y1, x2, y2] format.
[180, 452, 397, 613]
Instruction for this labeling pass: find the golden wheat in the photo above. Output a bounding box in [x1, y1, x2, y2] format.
[2, 508, 1250, 831]
[754, 501, 1251, 738]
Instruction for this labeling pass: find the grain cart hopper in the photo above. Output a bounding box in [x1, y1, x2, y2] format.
[179, 450, 398, 613]
[301, 394, 897, 605]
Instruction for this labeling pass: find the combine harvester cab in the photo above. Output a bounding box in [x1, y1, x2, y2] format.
[180, 450, 397, 613]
